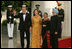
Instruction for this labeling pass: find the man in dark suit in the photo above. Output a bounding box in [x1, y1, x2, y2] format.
[50, 8, 60, 48]
[58, 3, 64, 38]
[13, 5, 32, 48]
[33, 4, 42, 18]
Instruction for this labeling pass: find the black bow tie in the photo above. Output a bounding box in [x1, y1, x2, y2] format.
[23, 13, 26, 14]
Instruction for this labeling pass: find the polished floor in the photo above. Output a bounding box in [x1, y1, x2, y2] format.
[1, 31, 28, 48]
[1, 25, 70, 48]
[1, 24, 28, 48]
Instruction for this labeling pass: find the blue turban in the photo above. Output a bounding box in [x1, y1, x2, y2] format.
[52, 8, 59, 14]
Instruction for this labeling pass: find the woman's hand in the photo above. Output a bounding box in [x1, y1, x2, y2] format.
[29, 27, 32, 31]
[55, 32, 58, 35]
[48, 31, 50, 33]
[43, 25, 46, 27]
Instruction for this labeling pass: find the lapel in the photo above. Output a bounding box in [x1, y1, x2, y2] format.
[21, 13, 28, 22]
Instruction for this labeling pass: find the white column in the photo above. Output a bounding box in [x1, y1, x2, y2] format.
[62, 1, 71, 37]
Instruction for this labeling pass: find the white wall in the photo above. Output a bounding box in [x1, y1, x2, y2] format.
[62, 1, 71, 37]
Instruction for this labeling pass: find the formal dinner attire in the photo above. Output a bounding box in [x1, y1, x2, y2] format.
[31, 16, 42, 48]
[14, 12, 32, 48]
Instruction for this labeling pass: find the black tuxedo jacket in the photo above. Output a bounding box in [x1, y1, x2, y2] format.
[6, 10, 14, 23]
[14, 13, 32, 31]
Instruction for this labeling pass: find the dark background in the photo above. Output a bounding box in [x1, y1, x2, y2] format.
[1, 1, 31, 13]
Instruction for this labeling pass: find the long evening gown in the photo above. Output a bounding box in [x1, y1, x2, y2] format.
[31, 16, 42, 48]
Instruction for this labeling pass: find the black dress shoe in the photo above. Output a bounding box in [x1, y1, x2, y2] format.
[9, 37, 13, 39]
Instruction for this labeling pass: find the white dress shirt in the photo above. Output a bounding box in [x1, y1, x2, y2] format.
[23, 14, 26, 21]
[20, 10, 29, 14]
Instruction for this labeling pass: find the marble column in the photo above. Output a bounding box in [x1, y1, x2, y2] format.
[62, 1, 71, 37]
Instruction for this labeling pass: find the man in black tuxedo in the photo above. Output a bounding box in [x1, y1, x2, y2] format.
[13, 5, 32, 48]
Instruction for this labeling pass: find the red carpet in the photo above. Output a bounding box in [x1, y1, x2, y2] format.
[47, 35, 71, 48]
[42, 31, 71, 48]
[47, 38, 71, 48]
[58, 38, 71, 48]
